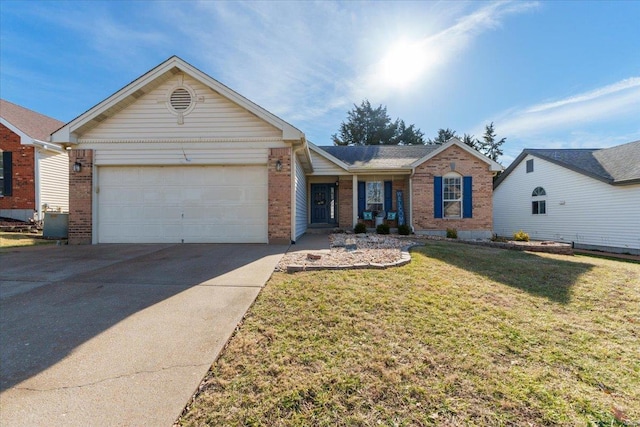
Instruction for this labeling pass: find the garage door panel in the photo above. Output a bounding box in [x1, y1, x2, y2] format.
[98, 166, 268, 243]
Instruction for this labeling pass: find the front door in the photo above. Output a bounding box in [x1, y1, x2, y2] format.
[310, 184, 336, 224]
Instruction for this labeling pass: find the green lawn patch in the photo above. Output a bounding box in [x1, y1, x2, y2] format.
[0, 232, 56, 249]
[178, 241, 640, 426]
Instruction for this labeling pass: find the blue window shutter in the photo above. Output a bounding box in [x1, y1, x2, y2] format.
[434, 176, 443, 218]
[357, 181, 366, 217]
[384, 181, 392, 212]
[2, 151, 12, 196]
[463, 176, 473, 218]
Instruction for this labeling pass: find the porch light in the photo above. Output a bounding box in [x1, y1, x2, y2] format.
[275, 159, 282, 172]
[73, 161, 82, 173]
[335, 180, 339, 187]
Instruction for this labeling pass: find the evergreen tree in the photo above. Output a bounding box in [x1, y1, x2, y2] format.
[427, 128, 458, 145]
[332, 100, 424, 145]
[480, 122, 506, 161]
[462, 133, 479, 150]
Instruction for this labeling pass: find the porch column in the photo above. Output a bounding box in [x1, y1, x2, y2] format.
[352, 174, 358, 227]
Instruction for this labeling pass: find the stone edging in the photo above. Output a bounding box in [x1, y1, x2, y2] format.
[286, 244, 420, 273]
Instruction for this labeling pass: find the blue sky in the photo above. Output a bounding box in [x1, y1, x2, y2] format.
[1, 0, 639, 165]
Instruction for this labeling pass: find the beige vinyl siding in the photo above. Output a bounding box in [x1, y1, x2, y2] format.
[294, 154, 307, 240]
[81, 75, 281, 140]
[37, 149, 69, 213]
[92, 144, 271, 166]
[493, 154, 640, 252]
[309, 150, 348, 175]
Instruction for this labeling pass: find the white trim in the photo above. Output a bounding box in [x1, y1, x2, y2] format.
[308, 142, 351, 171]
[78, 137, 284, 144]
[52, 56, 305, 143]
[0, 118, 31, 144]
[411, 137, 503, 172]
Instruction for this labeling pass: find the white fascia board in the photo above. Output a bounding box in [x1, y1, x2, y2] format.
[410, 137, 504, 172]
[32, 139, 66, 154]
[308, 142, 351, 171]
[0, 118, 32, 145]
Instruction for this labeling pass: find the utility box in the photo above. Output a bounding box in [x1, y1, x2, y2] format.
[43, 212, 69, 239]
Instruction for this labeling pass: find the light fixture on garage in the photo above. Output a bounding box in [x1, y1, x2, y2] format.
[73, 161, 82, 173]
[276, 159, 282, 172]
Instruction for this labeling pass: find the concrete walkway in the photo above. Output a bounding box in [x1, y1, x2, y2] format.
[0, 243, 287, 427]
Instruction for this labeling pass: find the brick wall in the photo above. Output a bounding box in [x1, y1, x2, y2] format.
[268, 147, 292, 244]
[0, 123, 35, 210]
[337, 177, 353, 228]
[412, 145, 493, 233]
[391, 177, 409, 225]
[68, 149, 93, 244]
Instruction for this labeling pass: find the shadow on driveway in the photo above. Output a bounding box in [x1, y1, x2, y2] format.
[0, 243, 286, 393]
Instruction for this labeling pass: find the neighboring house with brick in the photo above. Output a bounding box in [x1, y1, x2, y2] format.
[1, 99, 68, 222]
[50, 56, 502, 244]
[493, 140, 640, 254]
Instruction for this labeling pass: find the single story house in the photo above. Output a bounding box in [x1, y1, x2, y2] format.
[493, 141, 640, 254]
[1, 99, 68, 222]
[50, 56, 502, 244]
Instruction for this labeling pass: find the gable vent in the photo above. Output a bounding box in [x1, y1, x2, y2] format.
[169, 88, 192, 111]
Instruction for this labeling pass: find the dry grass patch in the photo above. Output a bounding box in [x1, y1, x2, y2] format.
[178, 241, 640, 426]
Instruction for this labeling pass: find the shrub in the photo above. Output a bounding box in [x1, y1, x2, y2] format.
[398, 224, 411, 235]
[513, 230, 530, 242]
[376, 223, 390, 235]
[354, 222, 367, 234]
[446, 228, 458, 239]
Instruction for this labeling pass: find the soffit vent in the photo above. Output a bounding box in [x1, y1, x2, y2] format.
[169, 88, 192, 112]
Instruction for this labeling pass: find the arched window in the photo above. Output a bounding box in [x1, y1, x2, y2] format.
[531, 186, 546, 215]
[443, 172, 462, 218]
[532, 187, 546, 197]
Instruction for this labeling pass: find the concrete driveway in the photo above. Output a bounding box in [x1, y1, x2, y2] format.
[0, 243, 287, 426]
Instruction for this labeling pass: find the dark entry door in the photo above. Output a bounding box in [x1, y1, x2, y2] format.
[310, 184, 335, 223]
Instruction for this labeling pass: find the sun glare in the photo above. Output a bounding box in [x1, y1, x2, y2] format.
[379, 40, 429, 89]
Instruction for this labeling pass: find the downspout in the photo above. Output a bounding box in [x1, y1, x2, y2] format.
[409, 167, 415, 233]
[34, 147, 42, 222]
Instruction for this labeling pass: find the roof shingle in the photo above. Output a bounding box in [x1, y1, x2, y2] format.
[318, 145, 437, 169]
[0, 99, 64, 141]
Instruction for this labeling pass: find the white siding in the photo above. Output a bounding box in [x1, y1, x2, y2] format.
[37, 149, 69, 214]
[81, 75, 281, 140]
[294, 154, 307, 240]
[309, 150, 348, 175]
[493, 154, 640, 253]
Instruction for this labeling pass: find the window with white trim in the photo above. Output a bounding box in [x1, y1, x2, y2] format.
[531, 186, 546, 215]
[443, 173, 462, 218]
[366, 181, 383, 213]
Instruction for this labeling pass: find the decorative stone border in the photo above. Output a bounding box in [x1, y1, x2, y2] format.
[412, 235, 574, 255]
[286, 244, 420, 273]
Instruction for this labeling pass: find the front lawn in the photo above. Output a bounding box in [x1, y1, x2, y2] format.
[178, 241, 640, 426]
[0, 231, 56, 249]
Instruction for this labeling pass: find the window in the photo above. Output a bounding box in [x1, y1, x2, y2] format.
[526, 159, 534, 173]
[531, 186, 546, 215]
[443, 174, 462, 218]
[366, 181, 383, 212]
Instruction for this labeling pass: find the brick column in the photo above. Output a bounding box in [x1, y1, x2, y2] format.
[68, 149, 93, 244]
[337, 177, 352, 229]
[268, 147, 291, 244]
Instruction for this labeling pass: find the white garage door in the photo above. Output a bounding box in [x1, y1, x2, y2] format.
[97, 166, 268, 243]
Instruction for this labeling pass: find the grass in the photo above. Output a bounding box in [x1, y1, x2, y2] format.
[0, 231, 57, 249]
[178, 241, 640, 426]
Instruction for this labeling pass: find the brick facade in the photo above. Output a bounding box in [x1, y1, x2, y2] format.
[0, 123, 35, 211]
[68, 149, 93, 244]
[337, 177, 352, 228]
[268, 147, 292, 244]
[412, 145, 493, 235]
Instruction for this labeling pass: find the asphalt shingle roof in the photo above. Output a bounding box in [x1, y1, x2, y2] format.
[318, 145, 437, 169]
[0, 99, 64, 141]
[495, 140, 640, 187]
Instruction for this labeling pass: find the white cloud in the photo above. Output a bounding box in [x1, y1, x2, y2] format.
[496, 77, 640, 137]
